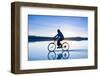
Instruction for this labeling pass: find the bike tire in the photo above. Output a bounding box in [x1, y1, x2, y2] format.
[48, 42, 56, 52]
[62, 50, 70, 59]
[62, 42, 70, 51]
[48, 51, 56, 60]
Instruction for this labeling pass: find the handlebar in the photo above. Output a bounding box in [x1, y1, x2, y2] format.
[53, 37, 57, 40]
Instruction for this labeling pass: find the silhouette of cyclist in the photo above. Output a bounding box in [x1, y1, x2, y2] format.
[54, 29, 64, 48]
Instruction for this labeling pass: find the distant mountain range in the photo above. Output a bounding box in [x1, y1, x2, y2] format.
[28, 35, 88, 42]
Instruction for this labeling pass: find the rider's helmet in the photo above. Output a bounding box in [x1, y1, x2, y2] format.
[57, 29, 60, 33]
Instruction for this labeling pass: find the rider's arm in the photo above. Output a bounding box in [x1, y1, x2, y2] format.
[54, 34, 58, 39]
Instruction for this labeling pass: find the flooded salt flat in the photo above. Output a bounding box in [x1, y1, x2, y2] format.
[28, 41, 88, 61]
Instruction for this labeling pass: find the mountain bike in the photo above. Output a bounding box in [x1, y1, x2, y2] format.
[48, 40, 70, 60]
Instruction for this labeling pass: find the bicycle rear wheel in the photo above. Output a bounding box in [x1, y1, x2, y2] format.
[48, 42, 56, 52]
[62, 42, 69, 51]
[62, 50, 69, 59]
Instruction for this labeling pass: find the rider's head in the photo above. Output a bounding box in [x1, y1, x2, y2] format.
[57, 29, 60, 33]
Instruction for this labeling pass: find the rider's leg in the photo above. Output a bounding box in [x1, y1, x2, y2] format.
[57, 39, 62, 48]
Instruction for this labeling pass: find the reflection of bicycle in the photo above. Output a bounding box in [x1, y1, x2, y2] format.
[48, 52, 56, 60]
[48, 41, 70, 60]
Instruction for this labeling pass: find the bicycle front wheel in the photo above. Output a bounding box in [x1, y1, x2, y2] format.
[48, 52, 56, 60]
[48, 42, 56, 52]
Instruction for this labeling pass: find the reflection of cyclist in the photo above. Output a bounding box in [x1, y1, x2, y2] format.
[54, 29, 64, 48]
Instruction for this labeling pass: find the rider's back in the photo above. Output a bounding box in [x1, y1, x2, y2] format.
[58, 31, 64, 40]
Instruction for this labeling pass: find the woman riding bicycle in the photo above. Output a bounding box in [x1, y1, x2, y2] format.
[54, 29, 64, 48]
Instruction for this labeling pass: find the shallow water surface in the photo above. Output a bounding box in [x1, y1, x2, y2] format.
[28, 41, 88, 61]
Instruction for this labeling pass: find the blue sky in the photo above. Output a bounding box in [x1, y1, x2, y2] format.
[28, 15, 88, 37]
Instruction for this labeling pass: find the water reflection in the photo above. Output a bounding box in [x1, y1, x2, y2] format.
[28, 41, 88, 61]
[48, 50, 70, 60]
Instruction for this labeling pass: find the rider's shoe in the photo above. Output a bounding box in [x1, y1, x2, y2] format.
[57, 45, 62, 48]
[57, 46, 60, 48]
